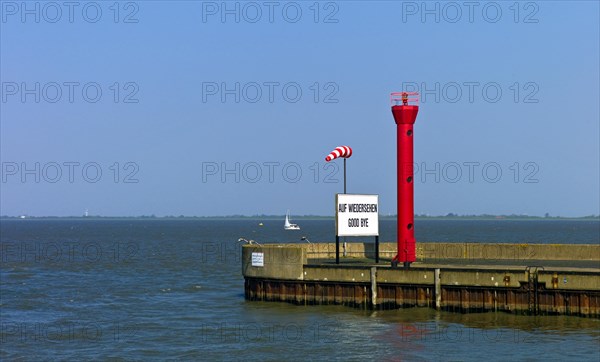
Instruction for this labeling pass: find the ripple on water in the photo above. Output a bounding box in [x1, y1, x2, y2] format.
[1, 219, 599, 360]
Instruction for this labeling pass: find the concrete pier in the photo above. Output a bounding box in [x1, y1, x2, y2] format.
[242, 242, 600, 317]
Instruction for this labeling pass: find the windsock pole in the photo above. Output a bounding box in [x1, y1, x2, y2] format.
[343, 157, 347, 259]
[344, 158, 347, 194]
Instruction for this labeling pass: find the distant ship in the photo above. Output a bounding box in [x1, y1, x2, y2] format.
[284, 210, 300, 230]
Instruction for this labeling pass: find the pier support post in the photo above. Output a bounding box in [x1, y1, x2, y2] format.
[435, 268, 441, 310]
[371, 267, 377, 308]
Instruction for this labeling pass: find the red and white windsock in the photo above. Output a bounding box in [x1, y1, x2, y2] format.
[325, 146, 353, 162]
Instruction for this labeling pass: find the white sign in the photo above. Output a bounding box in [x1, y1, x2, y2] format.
[251, 252, 264, 267]
[336, 194, 379, 237]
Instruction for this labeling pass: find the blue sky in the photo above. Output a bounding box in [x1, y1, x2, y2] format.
[1, 1, 599, 217]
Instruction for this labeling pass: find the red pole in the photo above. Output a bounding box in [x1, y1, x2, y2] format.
[391, 93, 419, 267]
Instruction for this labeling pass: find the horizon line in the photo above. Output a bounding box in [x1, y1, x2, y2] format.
[2, 214, 599, 220]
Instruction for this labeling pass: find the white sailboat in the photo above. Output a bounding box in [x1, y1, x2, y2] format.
[284, 210, 300, 230]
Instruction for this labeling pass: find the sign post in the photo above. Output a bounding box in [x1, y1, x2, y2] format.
[335, 194, 380, 264]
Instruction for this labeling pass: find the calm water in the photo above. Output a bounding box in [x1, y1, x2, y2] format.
[1, 219, 599, 361]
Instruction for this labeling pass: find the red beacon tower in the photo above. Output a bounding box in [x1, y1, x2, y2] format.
[390, 92, 419, 268]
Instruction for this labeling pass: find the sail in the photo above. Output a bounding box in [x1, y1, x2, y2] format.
[284, 211, 291, 228]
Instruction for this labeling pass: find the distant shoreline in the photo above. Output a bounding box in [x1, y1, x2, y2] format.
[2, 215, 598, 221]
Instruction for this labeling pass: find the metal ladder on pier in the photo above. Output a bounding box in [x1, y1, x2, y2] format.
[526, 266, 544, 315]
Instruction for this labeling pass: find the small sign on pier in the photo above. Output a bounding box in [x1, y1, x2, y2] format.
[251, 252, 264, 267]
